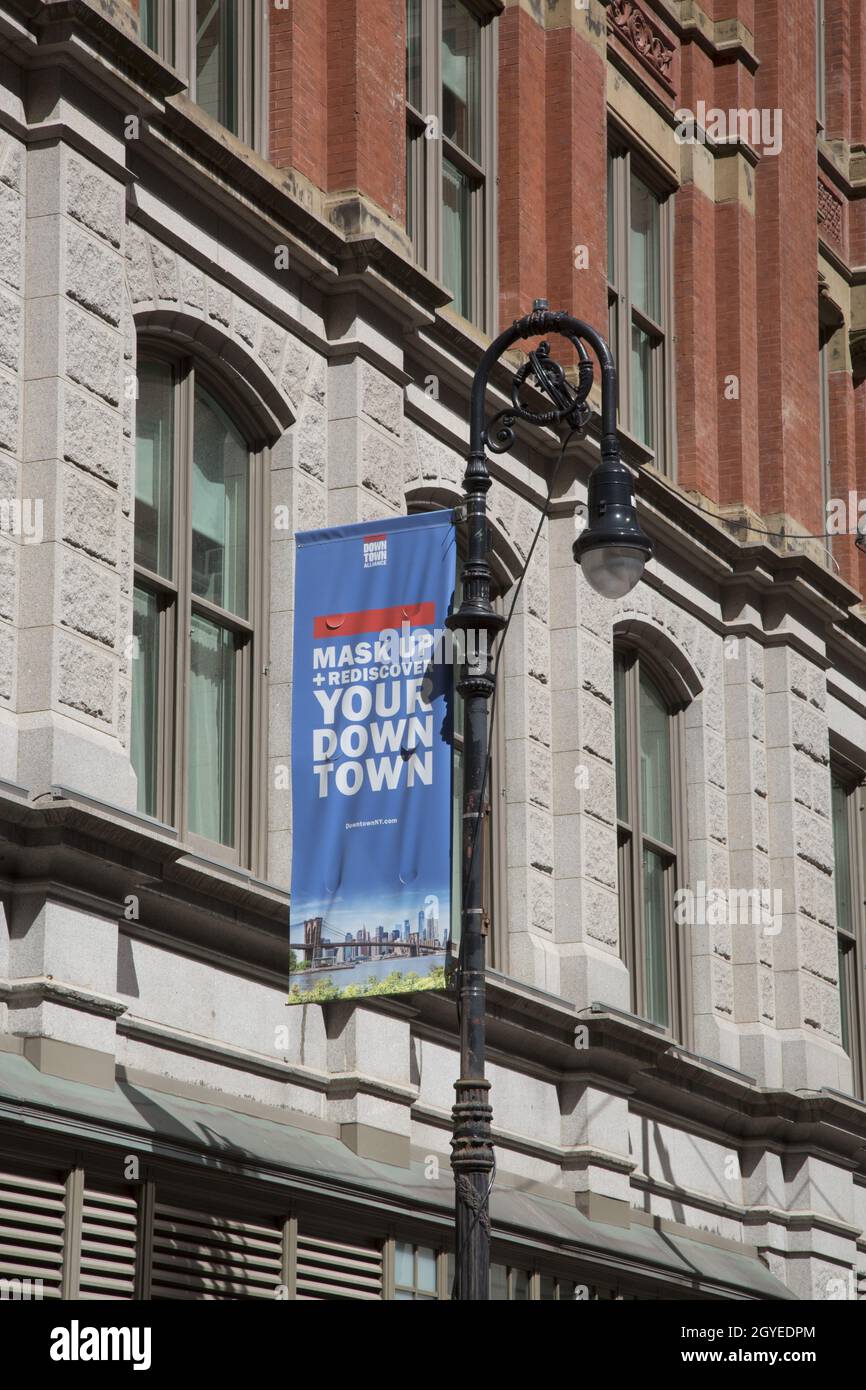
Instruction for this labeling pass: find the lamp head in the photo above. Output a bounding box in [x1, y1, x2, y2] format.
[573, 441, 653, 598]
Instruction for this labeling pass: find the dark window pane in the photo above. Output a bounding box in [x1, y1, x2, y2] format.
[135, 361, 174, 579]
[630, 323, 654, 448]
[407, 0, 422, 109]
[442, 0, 480, 160]
[442, 159, 472, 318]
[839, 939, 852, 1056]
[629, 173, 660, 322]
[489, 1263, 508, 1301]
[643, 846, 670, 1028]
[188, 615, 237, 846]
[614, 652, 628, 820]
[407, 124, 424, 249]
[639, 669, 672, 845]
[832, 777, 853, 934]
[607, 151, 616, 280]
[132, 587, 159, 817]
[196, 0, 238, 134]
[140, 0, 157, 51]
[192, 385, 249, 618]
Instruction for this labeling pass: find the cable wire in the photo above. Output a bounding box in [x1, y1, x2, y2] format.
[647, 475, 859, 544]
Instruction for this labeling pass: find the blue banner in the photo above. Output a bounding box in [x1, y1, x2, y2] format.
[289, 511, 457, 1003]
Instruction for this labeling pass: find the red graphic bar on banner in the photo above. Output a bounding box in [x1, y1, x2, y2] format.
[313, 601, 435, 639]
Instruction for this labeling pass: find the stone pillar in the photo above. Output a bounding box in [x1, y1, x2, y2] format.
[550, 521, 626, 1009]
[0, 128, 25, 782]
[4, 897, 122, 1088]
[724, 630, 779, 1083]
[268, 339, 328, 889]
[19, 135, 135, 804]
[502, 508, 558, 991]
[324, 1003, 413, 1166]
[764, 645, 848, 1092]
[328, 355, 405, 528]
[684, 635, 738, 1066]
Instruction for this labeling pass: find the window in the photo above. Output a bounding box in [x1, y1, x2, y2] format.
[139, 0, 264, 148]
[139, 0, 173, 61]
[816, 0, 826, 131]
[393, 1242, 441, 1299]
[132, 354, 264, 866]
[490, 1261, 530, 1300]
[614, 649, 686, 1036]
[406, 0, 497, 331]
[831, 773, 865, 1096]
[607, 146, 673, 470]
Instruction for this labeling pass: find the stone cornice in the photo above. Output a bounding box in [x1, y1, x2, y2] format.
[0, 975, 128, 1018]
[117, 1016, 419, 1105]
[0, 793, 865, 1170]
[633, 465, 859, 629]
[668, 0, 758, 72]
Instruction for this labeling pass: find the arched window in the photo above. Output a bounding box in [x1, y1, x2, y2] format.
[614, 648, 685, 1035]
[132, 354, 264, 867]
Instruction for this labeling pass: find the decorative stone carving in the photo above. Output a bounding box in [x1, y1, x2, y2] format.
[817, 178, 843, 251]
[608, 0, 674, 88]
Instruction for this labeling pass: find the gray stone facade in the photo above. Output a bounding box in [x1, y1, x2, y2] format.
[0, 0, 863, 1302]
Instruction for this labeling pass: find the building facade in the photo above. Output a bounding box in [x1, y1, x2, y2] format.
[0, 0, 864, 1300]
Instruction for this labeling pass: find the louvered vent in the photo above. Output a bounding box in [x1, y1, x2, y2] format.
[296, 1231, 383, 1300]
[151, 1203, 283, 1300]
[0, 1166, 66, 1298]
[79, 1185, 139, 1300]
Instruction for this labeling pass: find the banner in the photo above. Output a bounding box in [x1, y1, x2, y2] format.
[289, 512, 457, 1004]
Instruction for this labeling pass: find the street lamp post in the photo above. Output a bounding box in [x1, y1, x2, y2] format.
[446, 301, 653, 1302]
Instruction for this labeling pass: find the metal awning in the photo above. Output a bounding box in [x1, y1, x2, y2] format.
[0, 1049, 795, 1299]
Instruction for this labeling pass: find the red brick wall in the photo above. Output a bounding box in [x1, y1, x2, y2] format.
[715, 198, 760, 513]
[498, 5, 546, 331]
[270, 0, 328, 188]
[851, 0, 866, 146]
[260, 0, 864, 596]
[828, 365, 858, 587]
[824, 0, 851, 141]
[544, 23, 607, 340]
[754, 0, 823, 534]
[326, 0, 405, 222]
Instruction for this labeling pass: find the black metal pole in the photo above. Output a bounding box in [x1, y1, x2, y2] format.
[447, 301, 621, 1301]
